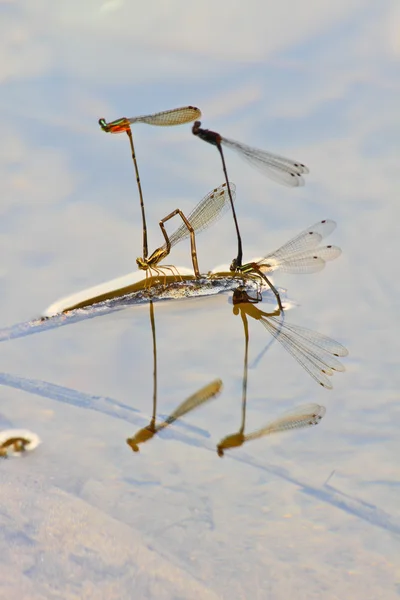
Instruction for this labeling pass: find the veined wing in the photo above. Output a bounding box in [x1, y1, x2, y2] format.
[264, 219, 337, 259]
[258, 245, 342, 274]
[167, 183, 235, 249]
[259, 315, 348, 389]
[221, 136, 309, 187]
[160, 379, 222, 428]
[129, 106, 201, 126]
[244, 404, 326, 441]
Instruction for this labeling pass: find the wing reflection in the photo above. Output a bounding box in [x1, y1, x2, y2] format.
[232, 287, 348, 389]
[217, 288, 327, 456]
[126, 301, 222, 453]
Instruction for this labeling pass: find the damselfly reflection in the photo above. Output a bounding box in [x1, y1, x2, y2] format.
[232, 287, 348, 389]
[217, 405, 326, 457]
[99, 106, 201, 260]
[136, 182, 235, 281]
[192, 120, 309, 268]
[217, 289, 326, 456]
[126, 301, 222, 453]
[232, 219, 341, 310]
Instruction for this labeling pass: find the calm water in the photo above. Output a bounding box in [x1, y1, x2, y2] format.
[1, 2, 400, 598]
[1, 263, 399, 598]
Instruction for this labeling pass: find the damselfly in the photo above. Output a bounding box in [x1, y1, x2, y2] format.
[217, 404, 326, 456]
[233, 219, 341, 310]
[126, 300, 222, 453]
[217, 287, 326, 456]
[99, 106, 201, 259]
[192, 120, 309, 268]
[136, 182, 235, 280]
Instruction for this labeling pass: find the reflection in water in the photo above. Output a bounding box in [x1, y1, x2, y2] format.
[37, 271, 257, 320]
[217, 405, 326, 457]
[217, 288, 326, 456]
[0, 273, 265, 342]
[123, 283, 346, 454]
[126, 301, 222, 453]
[1, 372, 399, 536]
[232, 287, 348, 389]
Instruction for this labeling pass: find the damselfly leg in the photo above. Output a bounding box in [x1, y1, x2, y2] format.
[136, 182, 235, 284]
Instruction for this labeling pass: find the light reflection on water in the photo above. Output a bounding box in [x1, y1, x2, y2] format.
[1, 278, 399, 597]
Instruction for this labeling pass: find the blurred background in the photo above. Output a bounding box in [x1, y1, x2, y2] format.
[0, 1, 399, 598]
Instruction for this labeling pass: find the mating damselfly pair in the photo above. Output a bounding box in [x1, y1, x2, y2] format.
[99, 106, 308, 273]
[98, 105, 328, 309]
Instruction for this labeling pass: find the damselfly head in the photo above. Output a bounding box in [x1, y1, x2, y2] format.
[192, 120, 201, 133]
[136, 257, 148, 270]
[192, 121, 221, 145]
[98, 117, 130, 134]
[98, 118, 108, 131]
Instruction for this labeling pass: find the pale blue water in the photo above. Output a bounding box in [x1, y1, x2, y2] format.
[1, 2, 400, 597]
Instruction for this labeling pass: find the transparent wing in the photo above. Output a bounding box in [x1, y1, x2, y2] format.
[244, 404, 326, 441]
[259, 315, 348, 389]
[245, 404, 326, 441]
[167, 182, 235, 249]
[160, 379, 222, 428]
[258, 245, 342, 274]
[222, 136, 309, 187]
[253, 219, 339, 273]
[129, 106, 201, 126]
[265, 220, 336, 259]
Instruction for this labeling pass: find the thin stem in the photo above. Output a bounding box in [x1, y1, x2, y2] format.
[253, 267, 284, 311]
